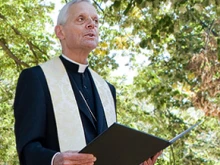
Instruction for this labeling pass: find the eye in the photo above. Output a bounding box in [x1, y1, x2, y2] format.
[93, 18, 99, 24]
[94, 19, 99, 24]
[78, 16, 85, 22]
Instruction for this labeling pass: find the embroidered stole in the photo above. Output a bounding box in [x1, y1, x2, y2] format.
[40, 57, 116, 152]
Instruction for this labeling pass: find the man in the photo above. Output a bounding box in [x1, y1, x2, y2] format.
[14, 0, 161, 164]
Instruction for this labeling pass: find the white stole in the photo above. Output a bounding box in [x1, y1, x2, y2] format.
[40, 57, 116, 152]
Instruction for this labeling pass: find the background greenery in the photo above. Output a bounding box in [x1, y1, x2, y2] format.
[0, 0, 219, 164]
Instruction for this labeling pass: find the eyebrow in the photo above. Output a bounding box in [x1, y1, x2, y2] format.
[76, 12, 98, 18]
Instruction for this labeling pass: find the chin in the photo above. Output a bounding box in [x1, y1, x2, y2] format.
[85, 42, 98, 50]
[87, 46, 98, 51]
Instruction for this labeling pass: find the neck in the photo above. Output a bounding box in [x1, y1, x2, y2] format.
[62, 49, 90, 64]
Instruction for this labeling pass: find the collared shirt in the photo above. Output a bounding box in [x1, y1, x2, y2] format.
[51, 55, 97, 165]
[61, 54, 88, 73]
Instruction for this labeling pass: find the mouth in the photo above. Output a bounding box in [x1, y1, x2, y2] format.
[84, 33, 96, 38]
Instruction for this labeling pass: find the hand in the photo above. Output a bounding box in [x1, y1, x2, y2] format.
[53, 150, 96, 165]
[140, 151, 162, 165]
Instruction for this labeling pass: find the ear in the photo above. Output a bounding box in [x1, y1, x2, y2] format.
[55, 25, 65, 40]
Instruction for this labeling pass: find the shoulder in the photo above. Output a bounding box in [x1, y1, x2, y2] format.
[14, 65, 50, 107]
[19, 65, 44, 80]
[16, 65, 47, 91]
[106, 81, 116, 92]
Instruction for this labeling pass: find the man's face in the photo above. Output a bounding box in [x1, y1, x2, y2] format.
[60, 2, 99, 51]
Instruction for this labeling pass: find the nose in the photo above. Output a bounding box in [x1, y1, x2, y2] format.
[86, 17, 96, 29]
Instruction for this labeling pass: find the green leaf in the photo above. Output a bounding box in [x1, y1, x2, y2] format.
[113, 0, 121, 8]
[123, 2, 132, 15]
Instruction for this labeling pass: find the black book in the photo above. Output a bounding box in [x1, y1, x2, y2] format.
[80, 122, 201, 165]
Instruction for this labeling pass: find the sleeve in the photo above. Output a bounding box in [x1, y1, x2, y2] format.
[106, 82, 116, 106]
[13, 68, 57, 165]
[51, 152, 60, 165]
[107, 82, 117, 120]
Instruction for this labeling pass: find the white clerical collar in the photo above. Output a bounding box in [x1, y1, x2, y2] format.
[61, 54, 88, 73]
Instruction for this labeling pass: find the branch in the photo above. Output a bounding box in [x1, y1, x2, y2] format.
[0, 38, 29, 68]
[93, 0, 105, 13]
[0, 12, 49, 60]
[170, 145, 176, 164]
[199, 20, 218, 37]
[187, 8, 218, 37]
[27, 41, 39, 65]
[10, 24, 49, 60]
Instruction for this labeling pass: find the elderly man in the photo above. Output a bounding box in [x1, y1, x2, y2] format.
[14, 0, 161, 165]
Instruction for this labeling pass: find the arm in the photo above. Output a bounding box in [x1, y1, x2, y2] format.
[14, 67, 56, 165]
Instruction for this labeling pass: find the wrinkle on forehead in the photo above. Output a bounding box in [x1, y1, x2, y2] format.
[68, 2, 98, 19]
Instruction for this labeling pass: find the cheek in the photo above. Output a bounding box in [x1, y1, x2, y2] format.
[67, 31, 80, 41]
[65, 27, 80, 37]
[96, 30, 99, 40]
[96, 29, 99, 35]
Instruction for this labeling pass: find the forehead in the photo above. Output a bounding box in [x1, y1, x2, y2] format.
[68, 2, 98, 17]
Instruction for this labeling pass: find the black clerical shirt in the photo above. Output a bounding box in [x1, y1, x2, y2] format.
[60, 55, 109, 144]
[60, 55, 97, 121]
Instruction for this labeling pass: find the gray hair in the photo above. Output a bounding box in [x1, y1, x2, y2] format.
[57, 0, 92, 25]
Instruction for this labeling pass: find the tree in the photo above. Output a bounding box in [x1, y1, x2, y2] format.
[92, 0, 220, 164]
[0, 0, 219, 164]
[0, 0, 55, 163]
[93, 0, 220, 118]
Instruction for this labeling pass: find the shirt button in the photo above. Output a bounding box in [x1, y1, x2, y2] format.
[84, 85, 87, 89]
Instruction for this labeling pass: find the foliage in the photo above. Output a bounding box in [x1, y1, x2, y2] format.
[93, 0, 220, 164]
[0, 0, 55, 163]
[94, 0, 220, 118]
[113, 74, 220, 164]
[0, 0, 220, 164]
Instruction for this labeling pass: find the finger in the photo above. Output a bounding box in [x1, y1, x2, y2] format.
[151, 151, 162, 164]
[147, 158, 154, 165]
[63, 152, 96, 161]
[61, 160, 95, 165]
[139, 161, 147, 165]
[55, 152, 96, 165]
[72, 162, 95, 165]
[71, 156, 96, 164]
[64, 150, 79, 153]
[143, 161, 148, 165]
